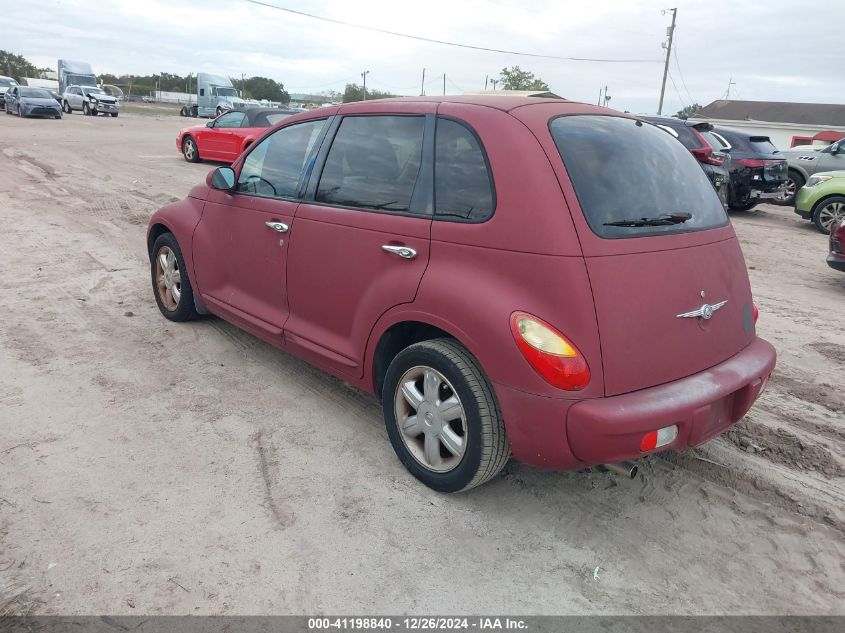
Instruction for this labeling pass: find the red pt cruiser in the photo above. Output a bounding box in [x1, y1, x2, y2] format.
[148, 96, 776, 492]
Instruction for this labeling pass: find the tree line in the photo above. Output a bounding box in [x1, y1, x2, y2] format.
[0, 50, 291, 103]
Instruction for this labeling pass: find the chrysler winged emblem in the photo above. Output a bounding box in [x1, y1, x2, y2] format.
[676, 298, 728, 320]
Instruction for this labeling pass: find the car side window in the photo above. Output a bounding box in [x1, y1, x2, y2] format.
[214, 112, 246, 128]
[316, 115, 425, 214]
[434, 118, 495, 221]
[237, 119, 326, 199]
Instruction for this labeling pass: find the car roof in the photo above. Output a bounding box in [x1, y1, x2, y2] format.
[245, 107, 299, 126]
[336, 94, 571, 113]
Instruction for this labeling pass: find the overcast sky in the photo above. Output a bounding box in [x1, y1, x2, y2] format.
[4, 0, 843, 114]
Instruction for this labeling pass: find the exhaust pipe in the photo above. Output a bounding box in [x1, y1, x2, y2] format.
[602, 461, 639, 479]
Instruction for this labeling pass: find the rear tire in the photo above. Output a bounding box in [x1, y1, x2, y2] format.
[150, 233, 199, 322]
[63, 101, 72, 114]
[382, 338, 510, 492]
[812, 196, 845, 234]
[82, 102, 90, 115]
[111, 112, 118, 117]
[180, 106, 187, 117]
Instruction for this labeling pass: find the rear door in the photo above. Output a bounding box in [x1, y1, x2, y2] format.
[284, 108, 434, 378]
[544, 114, 756, 396]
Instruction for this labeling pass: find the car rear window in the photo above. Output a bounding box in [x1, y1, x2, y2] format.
[748, 137, 779, 155]
[549, 115, 728, 238]
[699, 130, 726, 151]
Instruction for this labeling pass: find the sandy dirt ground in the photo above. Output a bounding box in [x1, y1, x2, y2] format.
[0, 112, 843, 616]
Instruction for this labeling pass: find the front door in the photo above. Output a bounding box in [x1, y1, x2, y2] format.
[285, 112, 434, 378]
[192, 117, 329, 340]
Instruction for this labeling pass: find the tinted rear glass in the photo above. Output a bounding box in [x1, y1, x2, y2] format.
[550, 115, 728, 238]
[699, 130, 726, 151]
[749, 137, 779, 155]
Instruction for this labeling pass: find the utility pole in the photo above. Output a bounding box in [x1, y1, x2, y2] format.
[242, 73, 245, 97]
[484, 74, 488, 90]
[725, 76, 736, 99]
[420, 68, 425, 96]
[361, 70, 369, 100]
[657, 7, 677, 115]
[443, 73, 446, 96]
[490, 78, 498, 90]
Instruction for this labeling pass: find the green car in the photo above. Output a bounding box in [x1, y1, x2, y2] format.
[794, 170, 845, 234]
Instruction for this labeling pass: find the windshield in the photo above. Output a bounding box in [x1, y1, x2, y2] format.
[0, 78, 17, 87]
[549, 115, 728, 238]
[749, 137, 779, 155]
[20, 87, 53, 99]
[215, 87, 238, 97]
[83, 87, 106, 96]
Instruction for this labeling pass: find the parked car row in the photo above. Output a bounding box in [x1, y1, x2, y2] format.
[644, 117, 789, 213]
[778, 140, 845, 204]
[152, 95, 776, 492]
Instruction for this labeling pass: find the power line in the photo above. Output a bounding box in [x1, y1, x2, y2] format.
[667, 69, 687, 112]
[240, 0, 662, 63]
[671, 37, 695, 105]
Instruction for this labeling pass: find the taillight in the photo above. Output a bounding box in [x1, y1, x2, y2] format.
[690, 146, 724, 165]
[509, 312, 590, 391]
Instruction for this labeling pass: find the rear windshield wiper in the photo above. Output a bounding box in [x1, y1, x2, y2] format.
[603, 212, 692, 227]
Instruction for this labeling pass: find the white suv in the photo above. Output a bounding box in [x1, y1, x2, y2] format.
[62, 85, 120, 117]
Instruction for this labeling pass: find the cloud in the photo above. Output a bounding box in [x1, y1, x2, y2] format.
[3, 0, 843, 113]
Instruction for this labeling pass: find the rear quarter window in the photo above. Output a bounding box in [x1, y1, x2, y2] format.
[549, 115, 728, 238]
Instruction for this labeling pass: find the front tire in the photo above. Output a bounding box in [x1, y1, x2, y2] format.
[383, 338, 510, 492]
[812, 196, 845, 234]
[110, 112, 118, 117]
[150, 233, 199, 322]
[216, 106, 223, 117]
[82, 102, 91, 115]
[180, 106, 187, 117]
[182, 136, 200, 163]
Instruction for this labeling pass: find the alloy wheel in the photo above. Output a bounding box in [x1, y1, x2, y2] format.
[183, 139, 196, 161]
[155, 246, 181, 311]
[818, 201, 845, 232]
[394, 366, 467, 473]
[778, 179, 796, 203]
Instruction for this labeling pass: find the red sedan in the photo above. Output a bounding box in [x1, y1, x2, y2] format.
[176, 108, 297, 164]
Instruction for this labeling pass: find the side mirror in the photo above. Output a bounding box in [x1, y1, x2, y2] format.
[210, 166, 235, 190]
[832, 143, 841, 155]
[206, 120, 214, 128]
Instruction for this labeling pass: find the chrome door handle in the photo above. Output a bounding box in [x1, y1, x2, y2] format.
[265, 220, 289, 233]
[382, 244, 417, 259]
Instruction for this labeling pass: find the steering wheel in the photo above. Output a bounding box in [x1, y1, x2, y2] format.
[243, 174, 277, 197]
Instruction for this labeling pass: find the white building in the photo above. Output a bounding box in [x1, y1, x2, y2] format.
[693, 100, 845, 150]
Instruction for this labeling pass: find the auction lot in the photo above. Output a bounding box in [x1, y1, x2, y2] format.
[1, 112, 843, 615]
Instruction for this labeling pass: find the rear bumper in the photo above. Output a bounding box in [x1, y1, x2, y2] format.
[566, 337, 776, 466]
[495, 337, 776, 470]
